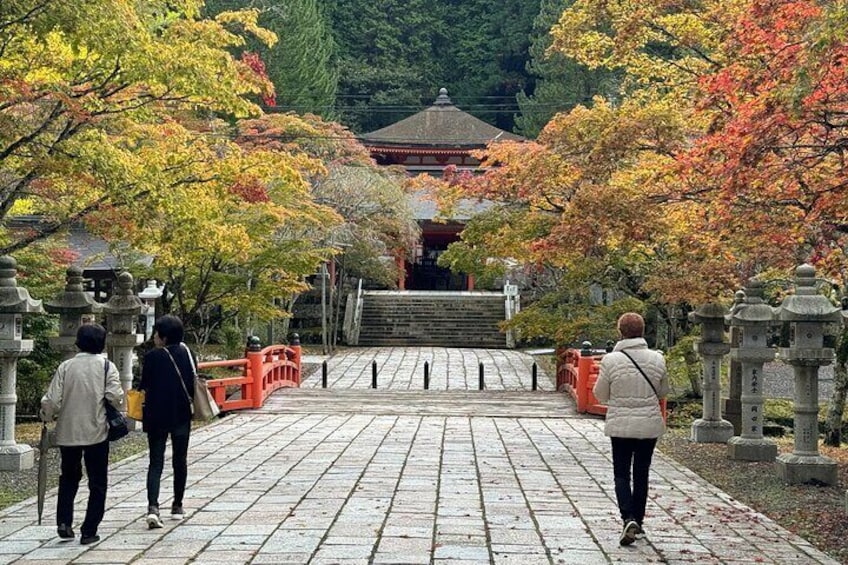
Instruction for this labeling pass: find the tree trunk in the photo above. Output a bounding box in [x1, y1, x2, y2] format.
[823, 363, 846, 446]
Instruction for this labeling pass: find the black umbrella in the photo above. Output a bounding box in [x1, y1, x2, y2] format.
[37, 423, 49, 525]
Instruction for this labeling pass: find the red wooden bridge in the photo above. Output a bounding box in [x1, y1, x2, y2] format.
[197, 343, 301, 412]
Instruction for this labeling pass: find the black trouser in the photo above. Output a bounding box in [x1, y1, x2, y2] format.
[146, 421, 190, 509]
[57, 440, 109, 537]
[611, 437, 657, 525]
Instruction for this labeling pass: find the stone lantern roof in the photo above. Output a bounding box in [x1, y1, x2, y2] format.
[776, 264, 841, 322]
[0, 256, 43, 313]
[360, 88, 524, 149]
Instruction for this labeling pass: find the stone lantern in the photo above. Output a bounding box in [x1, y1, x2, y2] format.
[689, 303, 735, 443]
[726, 280, 778, 461]
[774, 264, 840, 485]
[44, 266, 102, 361]
[103, 271, 144, 421]
[138, 279, 163, 340]
[0, 256, 44, 471]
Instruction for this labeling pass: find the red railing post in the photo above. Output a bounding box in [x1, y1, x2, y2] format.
[247, 336, 264, 408]
[576, 351, 594, 413]
[290, 333, 302, 385]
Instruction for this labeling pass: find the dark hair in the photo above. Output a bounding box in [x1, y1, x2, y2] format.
[617, 312, 645, 339]
[75, 323, 107, 354]
[153, 315, 184, 345]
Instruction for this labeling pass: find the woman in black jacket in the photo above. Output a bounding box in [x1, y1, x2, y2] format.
[140, 315, 195, 528]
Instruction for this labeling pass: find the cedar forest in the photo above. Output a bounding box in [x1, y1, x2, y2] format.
[1, 1, 847, 441]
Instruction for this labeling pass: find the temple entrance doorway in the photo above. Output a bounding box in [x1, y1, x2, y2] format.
[405, 225, 468, 291]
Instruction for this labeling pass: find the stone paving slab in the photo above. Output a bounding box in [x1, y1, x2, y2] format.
[0, 347, 839, 564]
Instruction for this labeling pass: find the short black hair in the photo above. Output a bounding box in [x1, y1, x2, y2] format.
[76, 323, 107, 354]
[153, 315, 184, 345]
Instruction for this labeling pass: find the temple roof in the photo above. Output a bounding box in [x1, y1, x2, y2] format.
[5, 216, 153, 272]
[360, 88, 524, 148]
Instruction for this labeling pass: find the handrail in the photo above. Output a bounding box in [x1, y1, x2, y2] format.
[503, 282, 519, 348]
[351, 279, 364, 345]
[198, 342, 301, 413]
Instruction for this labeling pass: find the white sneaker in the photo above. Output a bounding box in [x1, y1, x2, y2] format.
[619, 521, 639, 546]
[146, 512, 164, 529]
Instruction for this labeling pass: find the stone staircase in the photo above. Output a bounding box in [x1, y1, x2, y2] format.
[356, 291, 509, 348]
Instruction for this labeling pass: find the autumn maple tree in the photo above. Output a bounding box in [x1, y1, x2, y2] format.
[0, 1, 275, 258]
[235, 113, 420, 347]
[676, 0, 848, 444]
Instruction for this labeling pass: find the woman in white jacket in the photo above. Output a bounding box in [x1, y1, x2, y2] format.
[41, 324, 123, 546]
[593, 312, 669, 546]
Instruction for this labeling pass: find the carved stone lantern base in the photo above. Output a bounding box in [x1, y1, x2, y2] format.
[691, 418, 735, 443]
[0, 444, 34, 471]
[727, 436, 778, 461]
[776, 453, 838, 485]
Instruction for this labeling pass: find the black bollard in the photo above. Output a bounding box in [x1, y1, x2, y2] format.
[322, 360, 328, 388]
[479, 362, 484, 390]
[532, 362, 538, 391]
[372, 360, 377, 389]
[424, 361, 430, 390]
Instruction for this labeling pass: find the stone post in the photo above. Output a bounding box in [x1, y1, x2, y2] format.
[689, 303, 734, 443]
[44, 266, 102, 362]
[0, 256, 44, 471]
[774, 264, 840, 485]
[103, 272, 143, 426]
[724, 290, 745, 434]
[727, 280, 778, 461]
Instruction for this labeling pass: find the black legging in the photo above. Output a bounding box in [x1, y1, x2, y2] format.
[611, 436, 657, 525]
[146, 421, 190, 509]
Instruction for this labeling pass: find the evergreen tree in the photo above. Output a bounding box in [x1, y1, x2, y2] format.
[441, 0, 540, 131]
[328, 0, 447, 132]
[205, 0, 339, 118]
[515, 0, 612, 138]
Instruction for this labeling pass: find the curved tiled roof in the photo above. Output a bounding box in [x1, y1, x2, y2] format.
[360, 88, 524, 148]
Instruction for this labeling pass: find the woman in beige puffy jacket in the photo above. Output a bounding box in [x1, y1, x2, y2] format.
[593, 312, 669, 546]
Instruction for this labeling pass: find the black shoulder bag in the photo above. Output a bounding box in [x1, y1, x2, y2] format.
[104, 359, 129, 441]
[620, 350, 660, 399]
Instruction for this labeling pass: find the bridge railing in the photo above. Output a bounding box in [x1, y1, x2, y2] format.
[556, 346, 667, 419]
[197, 341, 301, 413]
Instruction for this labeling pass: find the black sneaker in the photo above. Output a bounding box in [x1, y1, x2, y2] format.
[57, 524, 74, 539]
[635, 523, 646, 540]
[170, 504, 184, 520]
[80, 534, 100, 545]
[619, 520, 639, 546]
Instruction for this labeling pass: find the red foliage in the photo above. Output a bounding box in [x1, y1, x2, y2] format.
[48, 247, 80, 265]
[228, 176, 270, 203]
[680, 0, 848, 273]
[241, 52, 276, 107]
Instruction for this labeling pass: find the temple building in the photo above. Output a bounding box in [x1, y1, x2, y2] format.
[359, 88, 523, 291]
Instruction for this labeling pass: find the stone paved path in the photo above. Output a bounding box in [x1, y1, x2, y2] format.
[0, 348, 838, 564]
[301, 347, 553, 391]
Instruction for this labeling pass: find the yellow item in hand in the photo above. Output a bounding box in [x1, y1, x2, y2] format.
[126, 389, 145, 421]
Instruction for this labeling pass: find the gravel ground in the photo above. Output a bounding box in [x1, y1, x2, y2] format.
[763, 361, 834, 399]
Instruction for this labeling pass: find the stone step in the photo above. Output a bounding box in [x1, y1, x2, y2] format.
[259, 389, 575, 418]
[358, 339, 507, 348]
[356, 292, 509, 348]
